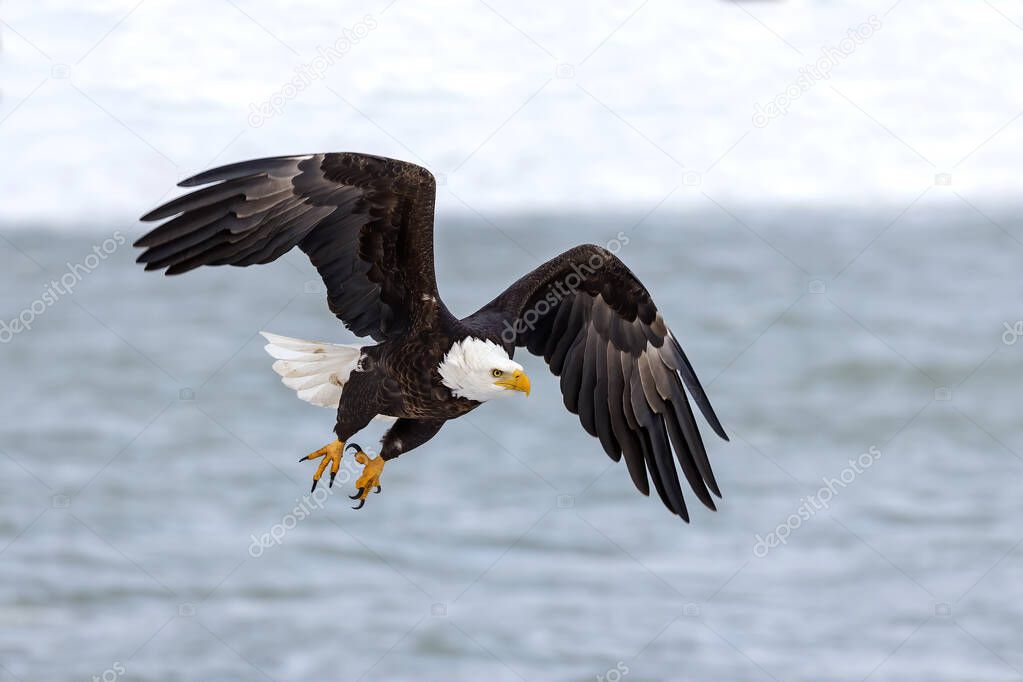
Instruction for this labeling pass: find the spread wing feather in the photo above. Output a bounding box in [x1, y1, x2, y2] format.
[464, 244, 727, 521]
[136, 153, 440, 342]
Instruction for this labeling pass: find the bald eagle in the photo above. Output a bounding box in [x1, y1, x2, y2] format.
[136, 153, 728, 520]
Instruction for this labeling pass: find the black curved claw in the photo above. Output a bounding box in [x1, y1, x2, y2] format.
[310, 479, 319, 493]
[345, 442, 362, 455]
[349, 487, 365, 500]
[374, 485, 381, 494]
[299, 454, 311, 462]
[329, 472, 337, 488]
[352, 498, 366, 510]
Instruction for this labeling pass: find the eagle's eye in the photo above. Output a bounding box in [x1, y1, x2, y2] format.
[491, 369, 504, 378]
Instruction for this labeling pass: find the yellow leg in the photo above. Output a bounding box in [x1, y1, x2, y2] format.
[346, 443, 385, 510]
[300, 439, 344, 492]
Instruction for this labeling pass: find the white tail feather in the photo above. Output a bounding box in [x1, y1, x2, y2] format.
[260, 332, 363, 409]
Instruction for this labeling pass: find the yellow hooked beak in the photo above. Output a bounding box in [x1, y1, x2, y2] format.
[495, 369, 531, 396]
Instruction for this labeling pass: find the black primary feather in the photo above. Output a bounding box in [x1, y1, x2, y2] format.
[466, 243, 728, 520]
[137, 153, 442, 342]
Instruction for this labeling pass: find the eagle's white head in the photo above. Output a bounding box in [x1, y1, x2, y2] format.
[438, 337, 531, 402]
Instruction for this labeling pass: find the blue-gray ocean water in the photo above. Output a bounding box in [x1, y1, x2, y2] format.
[2, 205, 1022, 681]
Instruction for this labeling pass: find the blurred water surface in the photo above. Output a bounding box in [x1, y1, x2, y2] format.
[2, 205, 1023, 681]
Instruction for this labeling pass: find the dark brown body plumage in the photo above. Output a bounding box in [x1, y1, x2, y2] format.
[136, 153, 728, 521]
[337, 325, 483, 455]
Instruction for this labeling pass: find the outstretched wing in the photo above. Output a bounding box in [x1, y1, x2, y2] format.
[464, 244, 728, 521]
[136, 153, 439, 342]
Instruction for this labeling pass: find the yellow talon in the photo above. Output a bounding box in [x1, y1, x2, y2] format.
[347, 444, 384, 509]
[300, 439, 344, 492]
